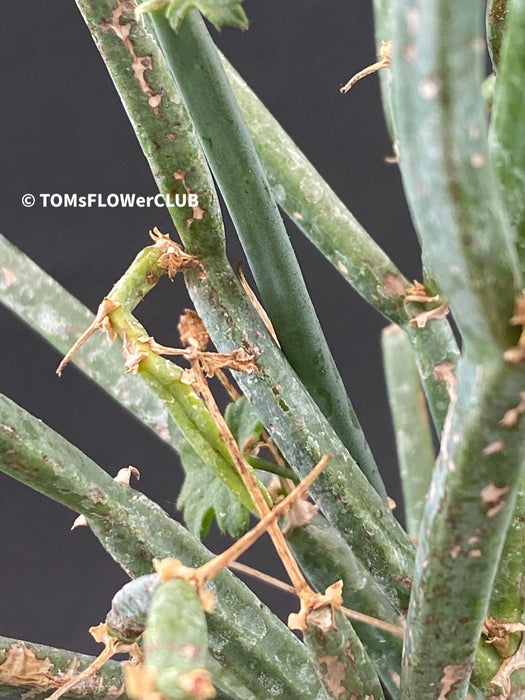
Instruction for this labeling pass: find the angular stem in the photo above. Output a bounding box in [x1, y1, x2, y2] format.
[390, 0, 521, 355]
[221, 54, 460, 434]
[382, 324, 435, 537]
[400, 355, 525, 699]
[0, 636, 126, 700]
[71, 0, 415, 609]
[490, 0, 525, 277]
[145, 7, 388, 501]
[0, 394, 331, 700]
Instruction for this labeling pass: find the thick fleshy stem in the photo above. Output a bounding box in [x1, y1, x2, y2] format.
[0, 393, 331, 700]
[0, 635, 126, 700]
[382, 324, 435, 537]
[144, 7, 388, 502]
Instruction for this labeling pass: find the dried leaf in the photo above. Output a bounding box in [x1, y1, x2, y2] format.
[114, 466, 141, 485]
[149, 227, 200, 280]
[178, 309, 210, 351]
[0, 644, 56, 689]
[491, 636, 525, 696]
[409, 302, 450, 329]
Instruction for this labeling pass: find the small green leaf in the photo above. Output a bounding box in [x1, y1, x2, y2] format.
[177, 440, 250, 539]
[225, 397, 264, 451]
[143, 0, 249, 31]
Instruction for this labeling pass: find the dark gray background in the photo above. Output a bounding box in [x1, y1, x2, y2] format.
[0, 0, 419, 671]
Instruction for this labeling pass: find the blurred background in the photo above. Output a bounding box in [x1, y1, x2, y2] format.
[0, 0, 420, 665]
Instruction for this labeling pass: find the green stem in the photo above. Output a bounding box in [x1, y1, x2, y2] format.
[221, 53, 459, 434]
[287, 515, 404, 700]
[0, 394, 331, 700]
[244, 453, 298, 483]
[146, 8, 387, 501]
[390, 0, 520, 356]
[0, 636, 126, 700]
[304, 608, 385, 700]
[72, 0, 415, 609]
[400, 355, 525, 699]
[382, 324, 435, 537]
[102, 242, 264, 512]
[490, 0, 525, 277]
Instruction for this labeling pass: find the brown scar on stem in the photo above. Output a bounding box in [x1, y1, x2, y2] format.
[1, 267, 17, 286]
[437, 661, 473, 700]
[173, 170, 206, 227]
[315, 647, 347, 698]
[482, 440, 505, 456]
[480, 484, 510, 518]
[500, 391, 525, 428]
[382, 271, 406, 298]
[100, 2, 162, 112]
[56, 297, 121, 376]
[504, 293, 525, 364]
[340, 40, 392, 94]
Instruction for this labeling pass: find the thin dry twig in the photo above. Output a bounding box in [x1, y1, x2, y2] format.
[340, 40, 392, 94]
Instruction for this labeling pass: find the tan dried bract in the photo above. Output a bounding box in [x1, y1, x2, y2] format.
[483, 617, 525, 658]
[0, 643, 56, 689]
[177, 669, 216, 700]
[149, 227, 200, 280]
[409, 302, 450, 329]
[500, 392, 525, 428]
[199, 348, 258, 377]
[288, 580, 344, 632]
[153, 558, 216, 614]
[340, 40, 392, 94]
[114, 466, 141, 485]
[122, 334, 149, 374]
[280, 498, 319, 536]
[57, 298, 121, 376]
[178, 309, 210, 351]
[491, 635, 525, 696]
[404, 280, 441, 304]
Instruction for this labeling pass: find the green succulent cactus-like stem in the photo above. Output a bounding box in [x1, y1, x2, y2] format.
[399, 355, 525, 699]
[145, 8, 387, 503]
[382, 324, 435, 537]
[142, 578, 212, 700]
[490, 0, 525, 278]
[0, 635, 127, 700]
[0, 394, 331, 700]
[287, 515, 404, 700]
[390, 0, 521, 356]
[221, 53, 459, 435]
[73, 0, 415, 608]
[304, 607, 385, 700]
